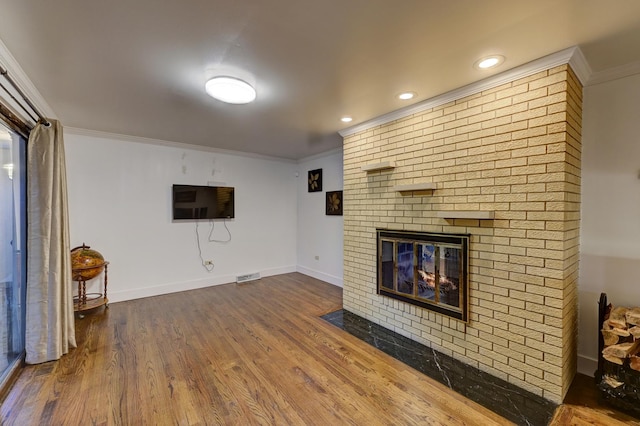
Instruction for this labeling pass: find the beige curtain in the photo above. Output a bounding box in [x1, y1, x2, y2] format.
[25, 119, 76, 364]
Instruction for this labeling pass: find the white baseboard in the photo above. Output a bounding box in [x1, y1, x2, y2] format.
[108, 275, 235, 303]
[259, 265, 297, 278]
[108, 265, 297, 303]
[296, 265, 343, 287]
[577, 354, 598, 377]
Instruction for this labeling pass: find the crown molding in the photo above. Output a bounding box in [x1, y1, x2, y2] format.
[587, 60, 640, 86]
[567, 46, 592, 85]
[0, 38, 57, 121]
[64, 127, 297, 163]
[340, 46, 588, 138]
[297, 147, 342, 164]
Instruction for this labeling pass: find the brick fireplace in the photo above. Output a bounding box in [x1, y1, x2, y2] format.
[342, 64, 581, 403]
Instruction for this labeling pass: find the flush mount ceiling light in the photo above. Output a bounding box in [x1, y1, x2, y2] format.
[341, 116, 353, 123]
[398, 92, 416, 100]
[205, 76, 256, 104]
[474, 55, 505, 70]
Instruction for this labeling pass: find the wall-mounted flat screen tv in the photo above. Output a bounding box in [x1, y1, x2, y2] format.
[172, 184, 235, 220]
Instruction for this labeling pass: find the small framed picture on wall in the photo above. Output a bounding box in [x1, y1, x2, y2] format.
[326, 190, 343, 216]
[308, 168, 322, 192]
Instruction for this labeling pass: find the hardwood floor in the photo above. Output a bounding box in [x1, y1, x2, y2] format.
[0, 273, 637, 425]
[551, 373, 640, 425]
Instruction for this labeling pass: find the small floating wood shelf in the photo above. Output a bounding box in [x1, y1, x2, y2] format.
[436, 211, 495, 220]
[393, 183, 436, 192]
[361, 161, 395, 172]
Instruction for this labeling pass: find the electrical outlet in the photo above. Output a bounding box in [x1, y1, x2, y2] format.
[204, 260, 214, 266]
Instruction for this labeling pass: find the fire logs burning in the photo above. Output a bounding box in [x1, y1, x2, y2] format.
[417, 270, 457, 291]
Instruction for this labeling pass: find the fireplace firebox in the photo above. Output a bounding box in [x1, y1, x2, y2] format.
[377, 230, 469, 322]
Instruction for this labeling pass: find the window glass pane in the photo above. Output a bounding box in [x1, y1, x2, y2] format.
[0, 124, 26, 382]
[396, 242, 413, 295]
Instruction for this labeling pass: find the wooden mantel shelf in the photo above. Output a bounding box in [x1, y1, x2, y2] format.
[436, 211, 495, 220]
[393, 183, 436, 192]
[361, 161, 395, 172]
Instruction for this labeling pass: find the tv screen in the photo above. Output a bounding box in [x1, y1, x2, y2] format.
[172, 184, 235, 220]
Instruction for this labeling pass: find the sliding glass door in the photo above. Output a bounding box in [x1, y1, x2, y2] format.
[0, 123, 26, 385]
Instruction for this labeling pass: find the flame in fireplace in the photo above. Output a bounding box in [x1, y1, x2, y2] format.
[418, 270, 457, 291]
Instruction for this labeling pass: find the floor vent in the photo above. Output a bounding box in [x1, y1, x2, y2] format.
[236, 272, 261, 284]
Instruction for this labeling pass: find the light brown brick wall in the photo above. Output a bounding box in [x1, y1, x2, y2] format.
[342, 64, 582, 403]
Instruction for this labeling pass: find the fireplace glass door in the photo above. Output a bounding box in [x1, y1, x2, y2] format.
[377, 230, 469, 321]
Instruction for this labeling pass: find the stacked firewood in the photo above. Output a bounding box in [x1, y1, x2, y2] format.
[602, 306, 640, 370]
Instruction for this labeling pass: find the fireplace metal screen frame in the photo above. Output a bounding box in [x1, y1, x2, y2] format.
[376, 229, 470, 322]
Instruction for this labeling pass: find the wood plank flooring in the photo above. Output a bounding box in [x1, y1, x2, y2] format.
[552, 373, 640, 425]
[0, 273, 637, 425]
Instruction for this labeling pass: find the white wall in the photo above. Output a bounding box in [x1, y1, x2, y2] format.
[578, 72, 640, 375]
[65, 130, 298, 302]
[296, 149, 344, 286]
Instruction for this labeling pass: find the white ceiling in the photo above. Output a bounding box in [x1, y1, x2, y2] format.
[1, 0, 640, 160]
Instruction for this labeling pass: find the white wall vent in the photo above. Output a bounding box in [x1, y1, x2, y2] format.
[236, 272, 261, 283]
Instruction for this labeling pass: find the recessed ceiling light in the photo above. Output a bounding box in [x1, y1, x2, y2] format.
[205, 76, 256, 104]
[398, 92, 416, 100]
[474, 55, 505, 70]
[341, 116, 353, 123]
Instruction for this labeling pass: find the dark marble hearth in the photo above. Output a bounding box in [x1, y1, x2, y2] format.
[321, 309, 557, 426]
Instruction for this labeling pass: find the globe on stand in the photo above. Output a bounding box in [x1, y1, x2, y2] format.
[71, 243, 109, 317]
